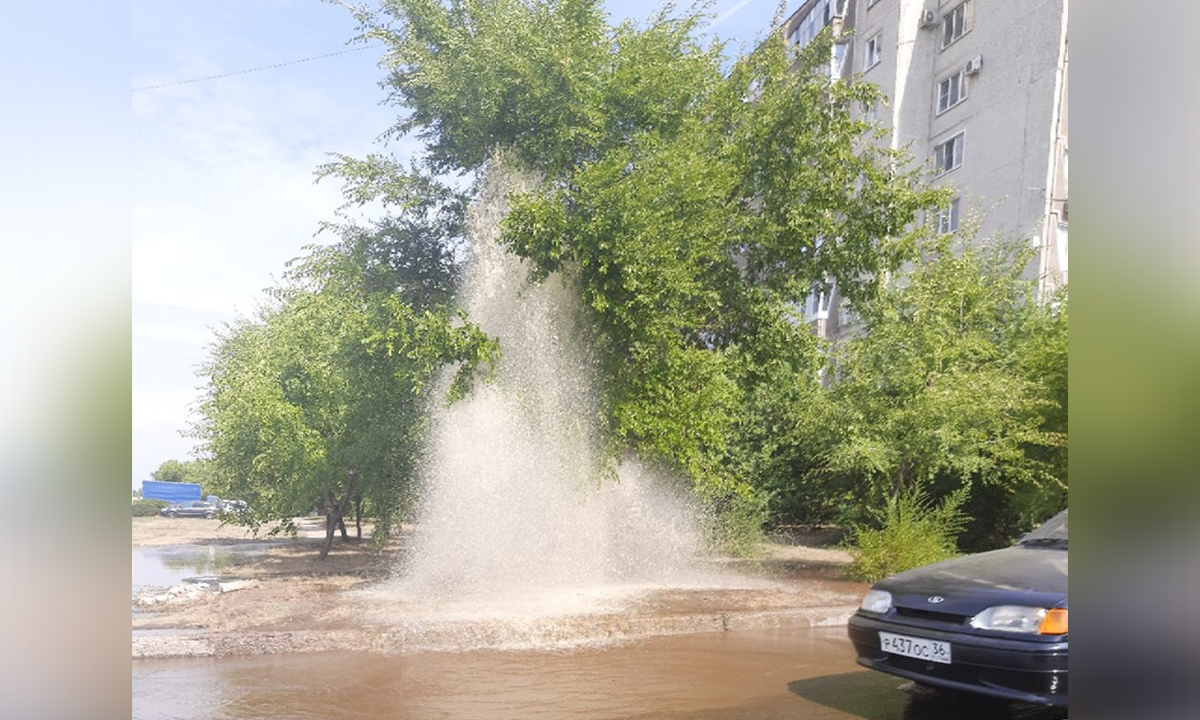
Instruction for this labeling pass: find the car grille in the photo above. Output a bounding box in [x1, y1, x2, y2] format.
[894, 607, 967, 625]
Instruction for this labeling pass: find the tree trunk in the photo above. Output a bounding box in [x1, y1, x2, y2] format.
[320, 492, 338, 560]
[354, 495, 363, 540]
[318, 469, 358, 560]
[891, 463, 910, 500]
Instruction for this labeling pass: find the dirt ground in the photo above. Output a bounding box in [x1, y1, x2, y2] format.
[132, 516, 860, 659]
[133, 516, 397, 644]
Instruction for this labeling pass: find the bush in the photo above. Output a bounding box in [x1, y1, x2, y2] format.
[697, 480, 770, 557]
[132, 498, 169, 517]
[848, 485, 969, 582]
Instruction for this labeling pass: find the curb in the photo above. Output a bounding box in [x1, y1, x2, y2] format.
[133, 604, 859, 659]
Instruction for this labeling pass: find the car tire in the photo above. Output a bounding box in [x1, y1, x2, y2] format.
[167, 511, 177, 518]
[204, 511, 215, 519]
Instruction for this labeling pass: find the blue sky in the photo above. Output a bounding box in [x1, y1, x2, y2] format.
[131, 0, 798, 489]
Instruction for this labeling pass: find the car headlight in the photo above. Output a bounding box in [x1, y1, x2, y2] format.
[969, 606, 1068, 635]
[860, 589, 893, 614]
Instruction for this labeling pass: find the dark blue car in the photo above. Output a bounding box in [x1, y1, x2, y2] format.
[847, 509, 1067, 707]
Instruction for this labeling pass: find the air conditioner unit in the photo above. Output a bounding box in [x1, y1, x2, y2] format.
[964, 56, 983, 75]
[919, 9, 939, 28]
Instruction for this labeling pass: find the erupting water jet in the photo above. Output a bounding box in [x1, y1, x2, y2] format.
[396, 159, 711, 610]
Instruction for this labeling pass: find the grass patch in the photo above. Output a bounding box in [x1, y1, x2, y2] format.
[848, 486, 969, 582]
[132, 498, 169, 517]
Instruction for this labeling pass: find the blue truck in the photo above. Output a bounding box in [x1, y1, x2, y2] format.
[141, 480, 202, 504]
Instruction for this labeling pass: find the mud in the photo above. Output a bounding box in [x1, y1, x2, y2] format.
[132, 517, 866, 659]
[133, 626, 1068, 720]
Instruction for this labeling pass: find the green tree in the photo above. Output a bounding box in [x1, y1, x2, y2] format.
[150, 459, 187, 483]
[807, 234, 1067, 541]
[194, 220, 496, 558]
[150, 458, 208, 485]
[334, 0, 946, 545]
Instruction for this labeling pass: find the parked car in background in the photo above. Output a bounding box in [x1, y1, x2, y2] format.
[159, 500, 218, 519]
[216, 498, 250, 519]
[847, 509, 1068, 707]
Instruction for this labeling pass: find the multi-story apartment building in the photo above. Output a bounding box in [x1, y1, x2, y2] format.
[779, 0, 1068, 337]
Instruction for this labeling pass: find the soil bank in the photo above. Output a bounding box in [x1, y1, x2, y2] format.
[132, 517, 866, 659]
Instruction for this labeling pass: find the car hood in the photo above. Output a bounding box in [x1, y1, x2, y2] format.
[876, 545, 1067, 615]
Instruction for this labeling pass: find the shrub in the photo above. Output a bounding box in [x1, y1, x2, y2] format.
[697, 480, 770, 557]
[848, 485, 969, 582]
[132, 499, 169, 517]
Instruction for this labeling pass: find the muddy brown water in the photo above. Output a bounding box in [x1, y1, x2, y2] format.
[132, 537, 1064, 719]
[132, 626, 1066, 720]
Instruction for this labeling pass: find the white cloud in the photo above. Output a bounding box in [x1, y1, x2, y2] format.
[133, 80, 369, 315]
[132, 61, 392, 482]
[709, 0, 760, 30]
[133, 318, 221, 349]
[133, 384, 205, 428]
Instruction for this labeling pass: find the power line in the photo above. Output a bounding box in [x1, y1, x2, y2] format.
[133, 45, 377, 92]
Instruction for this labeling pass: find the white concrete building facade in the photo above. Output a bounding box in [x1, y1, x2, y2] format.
[777, 0, 1068, 334]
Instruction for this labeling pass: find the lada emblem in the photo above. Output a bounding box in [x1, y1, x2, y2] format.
[927, 595, 945, 604]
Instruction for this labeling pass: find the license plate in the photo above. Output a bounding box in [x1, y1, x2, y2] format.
[879, 631, 952, 664]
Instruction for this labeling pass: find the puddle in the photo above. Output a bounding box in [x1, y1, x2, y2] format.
[132, 626, 1068, 720]
[132, 543, 282, 594]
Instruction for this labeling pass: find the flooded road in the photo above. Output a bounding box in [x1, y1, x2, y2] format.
[132, 626, 1066, 720]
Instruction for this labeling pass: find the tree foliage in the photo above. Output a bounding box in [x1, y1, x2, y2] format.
[150, 458, 209, 485]
[193, 212, 496, 557]
[332, 0, 947, 545]
[800, 234, 1067, 542]
[193, 0, 1067, 556]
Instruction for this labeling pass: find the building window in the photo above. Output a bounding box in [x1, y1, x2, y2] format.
[938, 197, 961, 233]
[1057, 223, 1068, 275]
[745, 78, 763, 103]
[936, 70, 966, 114]
[837, 299, 855, 328]
[863, 98, 880, 122]
[806, 284, 834, 321]
[934, 132, 964, 174]
[788, 0, 834, 51]
[831, 41, 849, 79]
[942, 2, 969, 48]
[865, 33, 882, 70]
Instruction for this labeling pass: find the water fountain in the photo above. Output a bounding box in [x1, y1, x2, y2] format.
[386, 159, 711, 606]
[348, 159, 861, 652]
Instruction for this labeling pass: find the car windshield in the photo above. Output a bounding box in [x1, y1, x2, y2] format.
[1018, 509, 1067, 547]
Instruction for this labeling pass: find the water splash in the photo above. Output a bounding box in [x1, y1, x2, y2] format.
[396, 158, 712, 609]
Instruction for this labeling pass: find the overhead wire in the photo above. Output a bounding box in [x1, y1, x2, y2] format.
[132, 45, 376, 92]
